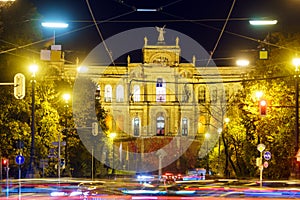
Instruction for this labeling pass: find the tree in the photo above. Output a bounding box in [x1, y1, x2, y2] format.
[0, 0, 42, 81]
[210, 32, 297, 179]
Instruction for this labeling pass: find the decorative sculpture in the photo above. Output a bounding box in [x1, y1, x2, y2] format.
[156, 25, 166, 43]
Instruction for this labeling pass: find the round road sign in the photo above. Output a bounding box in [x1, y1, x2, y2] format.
[264, 151, 271, 160]
[263, 161, 269, 168]
[15, 155, 25, 165]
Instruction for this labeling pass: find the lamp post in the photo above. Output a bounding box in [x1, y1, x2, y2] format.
[205, 132, 210, 175]
[63, 93, 70, 176]
[27, 64, 38, 178]
[109, 132, 116, 175]
[222, 117, 230, 178]
[41, 22, 69, 45]
[293, 58, 300, 151]
[217, 128, 222, 174]
[293, 58, 300, 177]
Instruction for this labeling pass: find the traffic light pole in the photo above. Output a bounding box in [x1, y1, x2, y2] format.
[0, 157, 2, 180]
[295, 71, 299, 154]
[27, 77, 36, 178]
[58, 132, 61, 184]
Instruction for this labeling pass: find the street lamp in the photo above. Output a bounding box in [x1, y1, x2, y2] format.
[249, 19, 278, 26]
[109, 132, 116, 175]
[255, 91, 263, 100]
[205, 132, 210, 175]
[41, 22, 69, 45]
[236, 59, 249, 67]
[63, 93, 70, 175]
[26, 64, 38, 178]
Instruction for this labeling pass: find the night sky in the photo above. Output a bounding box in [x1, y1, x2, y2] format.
[28, 0, 300, 65]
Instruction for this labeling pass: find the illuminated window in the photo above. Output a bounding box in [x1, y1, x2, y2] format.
[156, 116, 165, 136]
[198, 86, 206, 103]
[211, 87, 217, 103]
[116, 85, 124, 102]
[133, 117, 140, 136]
[133, 85, 140, 102]
[156, 78, 166, 102]
[104, 85, 112, 102]
[182, 117, 188, 136]
[220, 87, 229, 102]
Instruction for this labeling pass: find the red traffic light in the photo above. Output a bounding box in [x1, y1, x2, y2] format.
[259, 99, 267, 116]
[2, 158, 9, 166]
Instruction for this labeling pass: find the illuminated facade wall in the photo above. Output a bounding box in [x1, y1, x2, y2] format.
[70, 39, 253, 140]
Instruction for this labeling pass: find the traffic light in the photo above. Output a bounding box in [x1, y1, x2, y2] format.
[2, 158, 9, 168]
[259, 99, 267, 116]
[92, 122, 98, 136]
[14, 73, 26, 99]
[60, 158, 65, 169]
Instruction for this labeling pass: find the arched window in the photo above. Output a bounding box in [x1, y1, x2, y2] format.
[182, 117, 188, 136]
[133, 85, 140, 102]
[116, 85, 124, 102]
[156, 78, 166, 102]
[133, 117, 140, 136]
[104, 85, 112, 102]
[220, 87, 229, 102]
[198, 116, 206, 134]
[211, 86, 217, 103]
[198, 86, 206, 103]
[156, 116, 165, 136]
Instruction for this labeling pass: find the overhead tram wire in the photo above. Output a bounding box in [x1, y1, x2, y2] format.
[205, 0, 236, 67]
[113, 0, 184, 12]
[130, 74, 292, 85]
[0, 9, 135, 61]
[157, 0, 184, 11]
[66, 18, 253, 23]
[85, 0, 115, 66]
[2, 4, 299, 60]
[159, 11, 300, 57]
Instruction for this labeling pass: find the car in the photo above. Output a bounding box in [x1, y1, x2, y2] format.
[174, 174, 183, 181]
[161, 173, 183, 183]
[162, 173, 175, 183]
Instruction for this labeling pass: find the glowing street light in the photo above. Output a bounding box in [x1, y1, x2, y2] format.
[41, 22, 69, 28]
[63, 93, 71, 103]
[255, 91, 263, 100]
[41, 22, 69, 45]
[224, 117, 230, 124]
[249, 19, 278, 26]
[236, 59, 249, 67]
[29, 64, 38, 77]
